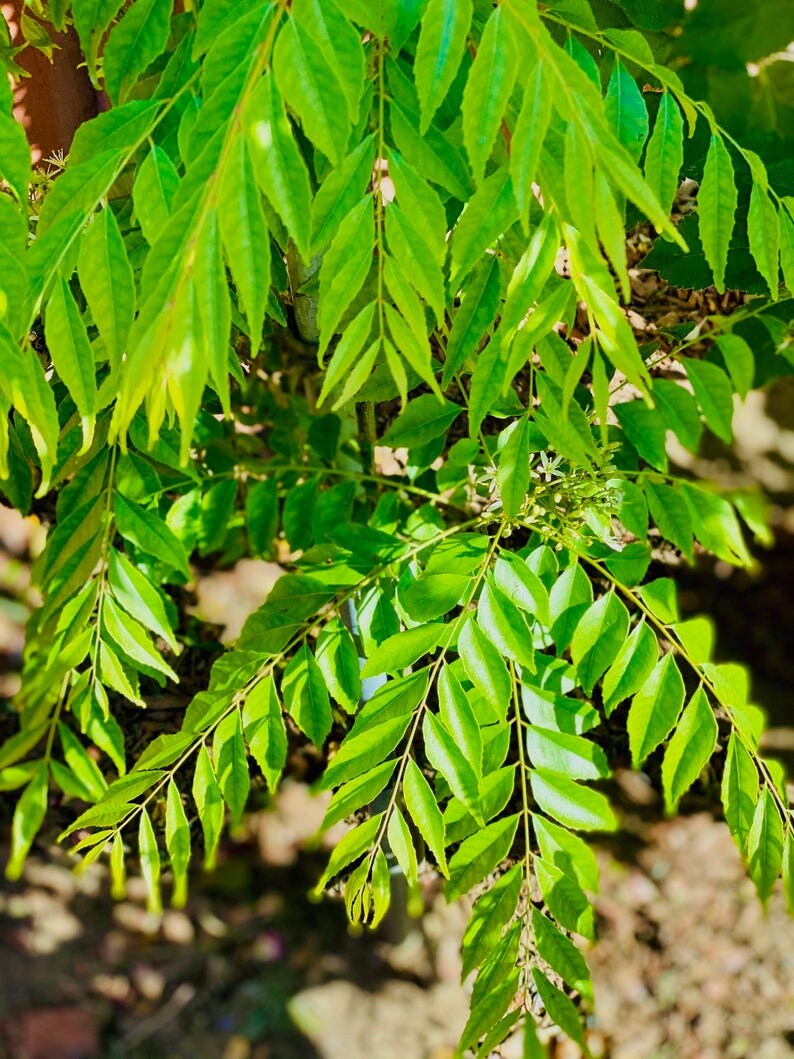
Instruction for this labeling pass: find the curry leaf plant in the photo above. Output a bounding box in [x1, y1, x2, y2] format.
[2, 0, 794, 1053]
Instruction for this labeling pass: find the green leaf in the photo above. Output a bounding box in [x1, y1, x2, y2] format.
[512, 55, 551, 231]
[273, 14, 350, 165]
[643, 93, 683, 222]
[321, 707, 410, 792]
[243, 675, 287, 793]
[282, 644, 333, 747]
[461, 7, 518, 184]
[361, 624, 444, 678]
[445, 814, 519, 902]
[315, 812, 383, 892]
[114, 495, 190, 578]
[73, 0, 125, 85]
[605, 59, 648, 164]
[526, 727, 610, 782]
[563, 119, 596, 245]
[316, 617, 361, 713]
[450, 168, 519, 288]
[438, 664, 483, 777]
[532, 813, 599, 893]
[779, 207, 794, 294]
[138, 806, 162, 915]
[388, 98, 471, 201]
[165, 780, 191, 908]
[602, 620, 658, 716]
[399, 573, 467, 622]
[548, 562, 593, 652]
[461, 862, 521, 978]
[747, 787, 784, 903]
[458, 615, 511, 725]
[0, 112, 31, 203]
[532, 908, 591, 998]
[6, 764, 48, 881]
[654, 379, 703, 453]
[57, 724, 107, 802]
[615, 401, 668, 472]
[721, 731, 758, 855]
[716, 333, 754, 400]
[110, 833, 126, 900]
[293, 0, 365, 125]
[535, 854, 595, 939]
[213, 710, 250, 827]
[477, 583, 535, 672]
[598, 136, 685, 248]
[388, 150, 447, 265]
[103, 595, 178, 680]
[133, 144, 179, 245]
[681, 483, 752, 566]
[747, 183, 780, 299]
[782, 833, 794, 916]
[497, 418, 531, 519]
[593, 173, 631, 301]
[238, 572, 332, 654]
[385, 202, 445, 324]
[103, 0, 172, 103]
[423, 710, 481, 819]
[384, 302, 441, 398]
[645, 480, 694, 561]
[192, 745, 224, 870]
[674, 616, 715, 664]
[493, 553, 549, 626]
[442, 254, 501, 385]
[44, 276, 97, 450]
[627, 653, 686, 766]
[311, 136, 376, 255]
[98, 641, 144, 705]
[318, 198, 374, 355]
[200, 478, 237, 554]
[462, 954, 520, 1052]
[524, 1017, 549, 1059]
[531, 969, 587, 1052]
[245, 71, 313, 260]
[530, 769, 617, 832]
[698, 134, 737, 294]
[570, 592, 629, 696]
[134, 732, 195, 772]
[79, 206, 136, 374]
[107, 549, 178, 653]
[245, 478, 278, 557]
[661, 687, 718, 813]
[218, 136, 271, 344]
[404, 758, 449, 878]
[387, 806, 418, 885]
[318, 303, 377, 406]
[324, 760, 396, 830]
[685, 358, 734, 444]
[382, 395, 461, 449]
[414, 0, 473, 132]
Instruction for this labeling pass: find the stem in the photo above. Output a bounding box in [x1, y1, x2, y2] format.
[511, 659, 535, 1012]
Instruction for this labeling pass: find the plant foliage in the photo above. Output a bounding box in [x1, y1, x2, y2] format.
[2, 0, 794, 1053]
